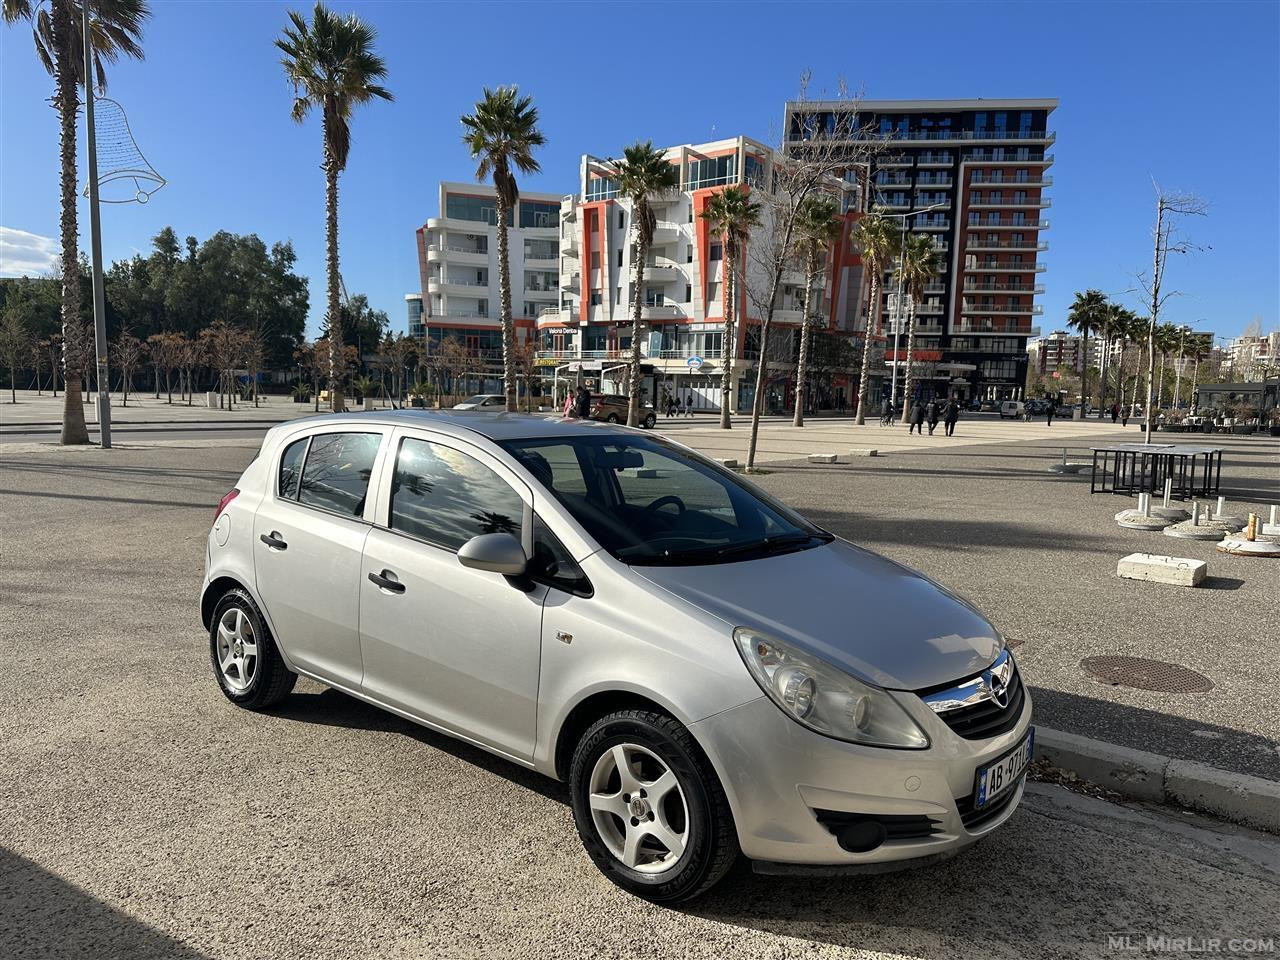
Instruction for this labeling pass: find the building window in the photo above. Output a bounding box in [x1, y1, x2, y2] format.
[687, 154, 737, 190]
[590, 291, 602, 306]
[616, 249, 623, 268]
[585, 176, 619, 201]
[615, 287, 622, 305]
[686, 245, 693, 263]
[524, 238, 556, 260]
[518, 200, 558, 228]
[445, 194, 498, 225]
[685, 284, 692, 303]
[707, 281, 721, 303]
[618, 210, 625, 230]
[709, 241, 723, 261]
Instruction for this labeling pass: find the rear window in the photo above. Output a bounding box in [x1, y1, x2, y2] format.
[297, 432, 381, 518]
[278, 437, 308, 499]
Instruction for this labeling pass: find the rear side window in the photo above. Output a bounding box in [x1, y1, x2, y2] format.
[297, 432, 381, 518]
[390, 437, 523, 551]
[278, 437, 308, 499]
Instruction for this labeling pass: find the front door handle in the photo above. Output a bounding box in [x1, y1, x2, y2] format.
[260, 531, 288, 551]
[368, 569, 405, 594]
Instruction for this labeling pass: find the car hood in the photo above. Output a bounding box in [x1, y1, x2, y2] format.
[631, 539, 1001, 691]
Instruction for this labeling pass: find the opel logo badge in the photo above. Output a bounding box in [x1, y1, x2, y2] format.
[985, 660, 1011, 708]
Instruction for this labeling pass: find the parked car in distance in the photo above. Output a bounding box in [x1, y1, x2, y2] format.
[999, 400, 1026, 419]
[202, 411, 1031, 902]
[979, 401, 997, 412]
[591, 393, 657, 429]
[453, 394, 507, 411]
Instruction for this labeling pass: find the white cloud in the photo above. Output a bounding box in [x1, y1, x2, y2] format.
[0, 226, 59, 277]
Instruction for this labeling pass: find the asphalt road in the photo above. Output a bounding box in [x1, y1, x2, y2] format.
[2, 436, 1278, 960]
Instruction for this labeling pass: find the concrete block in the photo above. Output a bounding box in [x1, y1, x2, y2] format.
[849, 448, 879, 457]
[807, 453, 838, 464]
[1116, 552, 1207, 587]
[716, 458, 739, 469]
[1166, 760, 1280, 833]
[1262, 523, 1280, 537]
[361, 398, 374, 412]
[1034, 727, 1166, 802]
[624, 467, 659, 479]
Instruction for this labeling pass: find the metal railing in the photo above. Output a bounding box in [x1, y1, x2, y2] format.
[964, 238, 1049, 250]
[965, 152, 1054, 164]
[971, 174, 1053, 186]
[961, 303, 1045, 315]
[444, 244, 488, 256]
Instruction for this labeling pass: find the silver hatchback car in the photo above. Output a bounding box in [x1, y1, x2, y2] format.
[202, 411, 1032, 902]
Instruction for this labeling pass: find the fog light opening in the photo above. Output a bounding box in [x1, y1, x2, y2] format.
[836, 820, 887, 853]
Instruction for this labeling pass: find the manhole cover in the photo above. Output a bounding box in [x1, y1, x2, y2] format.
[1080, 656, 1213, 693]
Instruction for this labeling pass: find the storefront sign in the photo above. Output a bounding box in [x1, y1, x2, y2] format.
[687, 356, 704, 371]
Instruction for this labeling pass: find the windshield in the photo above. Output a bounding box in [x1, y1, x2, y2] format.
[499, 434, 831, 565]
[465, 395, 497, 405]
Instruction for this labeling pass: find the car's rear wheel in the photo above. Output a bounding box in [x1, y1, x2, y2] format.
[643, 412, 657, 429]
[606, 413, 620, 424]
[209, 587, 296, 710]
[569, 709, 737, 902]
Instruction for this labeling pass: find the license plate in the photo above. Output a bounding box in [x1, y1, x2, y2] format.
[974, 727, 1034, 808]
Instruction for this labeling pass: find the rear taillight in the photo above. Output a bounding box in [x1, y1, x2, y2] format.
[214, 488, 240, 522]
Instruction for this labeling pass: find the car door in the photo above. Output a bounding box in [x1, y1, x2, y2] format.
[358, 428, 546, 759]
[254, 427, 387, 689]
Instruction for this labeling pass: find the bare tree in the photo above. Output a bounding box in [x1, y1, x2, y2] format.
[0, 308, 31, 403]
[742, 77, 876, 469]
[29, 338, 44, 394]
[380, 332, 418, 408]
[112, 325, 145, 407]
[1136, 186, 1207, 443]
[199, 320, 248, 411]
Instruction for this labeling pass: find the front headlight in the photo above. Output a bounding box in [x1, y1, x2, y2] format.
[734, 626, 930, 749]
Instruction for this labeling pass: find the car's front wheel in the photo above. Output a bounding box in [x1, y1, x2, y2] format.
[569, 709, 737, 902]
[209, 587, 296, 710]
[642, 412, 657, 429]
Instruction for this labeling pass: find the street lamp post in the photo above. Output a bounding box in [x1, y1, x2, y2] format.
[885, 203, 944, 419]
[83, 7, 111, 448]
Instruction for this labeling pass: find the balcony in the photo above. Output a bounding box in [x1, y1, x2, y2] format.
[969, 261, 1048, 273]
[562, 231, 579, 255]
[965, 238, 1049, 251]
[916, 155, 953, 167]
[914, 302, 945, 315]
[868, 129, 1055, 144]
[964, 152, 1055, 167]
[524, 254, 558, 268]
[442, 244, 490, 265]
[913, 196, 952, 210]
[879, 155, 913, 167]
[956, 320, 1040, 335]
[873, 198, 912, 211]
[537, 306, 568, 322]
[961, 302, 1044, 315]
[428, 275, 490, 295]
[781, 269, 827, 287]
[652, 222, 683, 246]
[536, 349, 627, 363]
[967, 198, 1052, 209]
[965, 218, 1050, 229]
[874, 175, 913, 187]
[963, 281, 1045, 294]
[642, 261, 685, 284]
[626, 302, 687, 321]
[431, 310, 498, 323]
[916, 175, 952, 187]
[911, 219, 950, 231]
[523, 287, 559, 300]
[971, 174, 1053, 187]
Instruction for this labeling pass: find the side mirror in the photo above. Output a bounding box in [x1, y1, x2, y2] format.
[457, 532, 527, 576]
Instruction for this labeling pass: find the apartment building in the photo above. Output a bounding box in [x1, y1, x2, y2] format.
[415, 182, 564, 360]
[1224, 330, 1280, 379]
[1033, 330, 1084, 374]
[784, 98, 1057, 404]
[537, 136, 862, 412]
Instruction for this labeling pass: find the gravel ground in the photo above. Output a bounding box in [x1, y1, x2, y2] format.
[1, 438, 1278, 960]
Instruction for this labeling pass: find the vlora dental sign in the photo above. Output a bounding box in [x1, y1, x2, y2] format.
[687, 356, 704, 371]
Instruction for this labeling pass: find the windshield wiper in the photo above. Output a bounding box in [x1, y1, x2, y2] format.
[715, 533, 817, 559]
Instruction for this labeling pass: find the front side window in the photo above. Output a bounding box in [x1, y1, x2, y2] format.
[501, 435, 829, 566]
[528, 516, 590, 595]
[297, 432, 381, 518]
[390, 438, 524, 551]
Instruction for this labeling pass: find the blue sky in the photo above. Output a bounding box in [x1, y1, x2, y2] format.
[2, 0, 1277, 344]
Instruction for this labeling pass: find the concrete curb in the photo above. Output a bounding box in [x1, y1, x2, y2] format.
[1035, 727, 1280, 833]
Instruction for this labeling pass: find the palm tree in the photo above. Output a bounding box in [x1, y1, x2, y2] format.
[851, 213, 901, 424]
[1153, 322, 1179, 411]
[1186, 334, 1211, 413]
[615, 141, 679, 427]
[699, 186, 760, 429]
[1128, 316, 1150, 417]
[1096, 300, 1129, 416]
[1109, 306, 1138, 413]
[898, 233, 942, 420]
[4, 0, 148, 443]
[791, 197, 841, 427]
[277, 1, 391, 414]
[461, 86, 545, 413]
[1066, 289, 1107, 414]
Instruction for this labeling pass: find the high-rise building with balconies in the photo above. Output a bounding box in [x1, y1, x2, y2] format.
[415, 182, 564, 364]
[538, 136, 861, 412]
[784, 98, 1057, 404]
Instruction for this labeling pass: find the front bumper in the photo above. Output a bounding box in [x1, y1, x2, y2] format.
[691, 684, 1032, 865]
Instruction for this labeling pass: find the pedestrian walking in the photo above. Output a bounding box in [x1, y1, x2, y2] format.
[1122, 405, 1130, 427]
[563, 390, 575, 418]
[686, 392, 695, 418]
[1045, 399, 1056, 426]
[907, 400, 925, 435]
[944, 397, 960, 437]
[1110, 403, 1119, 424]
[880, 397, 893, 426]
[573, 385, 592, 419]
[925, 398, 940, 436]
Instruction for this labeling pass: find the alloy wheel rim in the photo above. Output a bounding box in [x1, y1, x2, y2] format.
[588, 743, 689, 874]
[216, 607, 258, 693]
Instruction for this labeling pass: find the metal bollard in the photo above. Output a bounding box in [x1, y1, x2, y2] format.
[1191, 502, 1200, 526]
[1163, 478, 1173, 509]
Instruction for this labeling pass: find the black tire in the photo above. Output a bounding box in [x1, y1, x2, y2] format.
[643, 413, 657, 429]
[209, 587, 296, 710]
[606, 413, 620, 424]
[569, 709, 738, 903]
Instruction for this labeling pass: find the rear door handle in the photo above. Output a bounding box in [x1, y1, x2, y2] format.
[260, 531, 288, 551]
[368, 569, 405, 594]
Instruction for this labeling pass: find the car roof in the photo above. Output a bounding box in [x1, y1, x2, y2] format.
[273, 409, 640, 442]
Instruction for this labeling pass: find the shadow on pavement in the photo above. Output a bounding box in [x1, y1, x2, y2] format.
[0, 848, 210, 960]
[269, 686, 569, 806]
